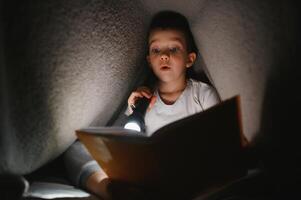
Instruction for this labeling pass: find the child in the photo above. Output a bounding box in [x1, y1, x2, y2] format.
[84, 10, 221, 199]
[127, 10, 220, 135]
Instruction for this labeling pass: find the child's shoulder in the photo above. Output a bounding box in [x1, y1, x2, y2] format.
[188, 79, 220, 107]
[188, 78, 218, 98]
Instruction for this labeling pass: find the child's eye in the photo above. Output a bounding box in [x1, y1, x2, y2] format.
[150, 48, 160, 54]
[169, 47, 179, 53]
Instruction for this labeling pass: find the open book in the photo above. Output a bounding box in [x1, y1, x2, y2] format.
[76, 96, 247, 198]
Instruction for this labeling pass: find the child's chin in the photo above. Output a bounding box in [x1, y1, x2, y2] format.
[157, 75, 176, 83]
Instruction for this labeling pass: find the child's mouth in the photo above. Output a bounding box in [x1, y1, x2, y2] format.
[160, 66, 171, 70]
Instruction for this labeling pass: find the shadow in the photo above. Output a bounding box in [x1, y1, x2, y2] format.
[246, 0, 301, 196]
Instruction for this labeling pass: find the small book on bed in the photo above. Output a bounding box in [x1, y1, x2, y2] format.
[76, 95, 247, 198]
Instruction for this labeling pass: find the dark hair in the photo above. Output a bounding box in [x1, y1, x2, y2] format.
[147, 10, 198, 54]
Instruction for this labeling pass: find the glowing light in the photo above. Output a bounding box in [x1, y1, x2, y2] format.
[124, 122, 141, 132]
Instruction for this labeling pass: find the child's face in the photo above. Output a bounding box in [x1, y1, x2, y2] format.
[147, 29, 196, 83]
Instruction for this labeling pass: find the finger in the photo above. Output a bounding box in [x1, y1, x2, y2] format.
[136, 87, 152, 98]
[128, 92, 143, 105]
[141, 91, 152, 99]
[149, 95, 157, 108]
[147, 95, 157, 112]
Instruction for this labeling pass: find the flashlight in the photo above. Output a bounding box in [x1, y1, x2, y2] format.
[124, 97, 150, 132]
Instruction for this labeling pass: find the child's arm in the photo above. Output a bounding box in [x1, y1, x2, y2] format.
[63, 141, 112, 199]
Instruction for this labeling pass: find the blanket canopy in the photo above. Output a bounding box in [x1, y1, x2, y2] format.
[0, 0, 299, 176]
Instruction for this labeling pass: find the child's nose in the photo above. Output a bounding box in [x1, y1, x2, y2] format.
[160, 53, 169, 61]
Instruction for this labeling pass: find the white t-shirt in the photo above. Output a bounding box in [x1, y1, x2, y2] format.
[144, 79, 220, 136]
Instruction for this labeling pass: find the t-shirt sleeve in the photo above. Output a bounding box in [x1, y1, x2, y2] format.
[63, 140, 102, 189]
[200, 84, 221, 110]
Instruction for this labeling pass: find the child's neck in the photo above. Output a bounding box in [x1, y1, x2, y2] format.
[158, 78, 188, 105]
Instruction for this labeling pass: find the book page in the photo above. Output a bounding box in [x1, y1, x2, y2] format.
[78, 126, 147, 137]
[23, 182, 90, 199]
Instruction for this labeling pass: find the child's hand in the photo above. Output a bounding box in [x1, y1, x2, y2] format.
[128, 86, 157, 114]
[86, 171, 112, 199]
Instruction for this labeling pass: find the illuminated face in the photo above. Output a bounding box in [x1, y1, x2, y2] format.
[147, 29, 196, 83]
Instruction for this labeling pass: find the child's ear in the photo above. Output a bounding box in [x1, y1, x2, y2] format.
[186, 52, 197, 68]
